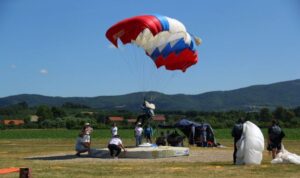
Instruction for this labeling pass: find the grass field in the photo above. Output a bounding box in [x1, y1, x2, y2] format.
[1, 128, 300, 140]
[0, 129, 299, 178]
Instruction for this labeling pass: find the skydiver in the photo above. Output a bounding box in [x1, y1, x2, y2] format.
[136, 99, 155, 126]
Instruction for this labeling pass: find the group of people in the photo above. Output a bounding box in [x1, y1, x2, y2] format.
[189, 123, 210, 147]
[231, 118, 285, 164]
[75, 100, 156, 159]
[75, 122, 156, 159]
[134, 123, 154, 146]
[75, 122, 126, 159]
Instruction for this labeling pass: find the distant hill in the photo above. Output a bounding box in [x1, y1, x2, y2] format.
[1, 79, 300, 111]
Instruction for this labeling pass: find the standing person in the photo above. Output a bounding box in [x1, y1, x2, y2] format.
[200, 123, 208, 147]
[111, 123, 118, 137]
[135, 122, 143, 146]
[189, 125, 196, 145]
[144, 124, 153, 143]
[268, 119, 285, 159]
[75, 129, 91, 156]
[231, 118, 244, 164]
[107, 135, 126, 159]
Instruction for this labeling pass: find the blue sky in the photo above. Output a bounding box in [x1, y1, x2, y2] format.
[1, 0, 300, 97]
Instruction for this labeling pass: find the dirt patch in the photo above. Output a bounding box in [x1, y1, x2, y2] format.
[26, 147, 233, 163]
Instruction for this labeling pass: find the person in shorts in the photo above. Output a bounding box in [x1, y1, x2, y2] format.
[75, 130, 91, 156]
[107, 135, 126, 159]
[268, 119, 285, 159]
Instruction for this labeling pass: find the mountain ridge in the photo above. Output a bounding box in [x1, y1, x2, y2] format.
[1, 79, 300, 111]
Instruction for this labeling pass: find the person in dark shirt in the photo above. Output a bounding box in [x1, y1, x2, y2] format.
[136, 100, 155, 126]
[156, 131, 167, 146]
[144, 124, 153, 143]
[268, 119, 285, 159]
[231, 118, 244, 164]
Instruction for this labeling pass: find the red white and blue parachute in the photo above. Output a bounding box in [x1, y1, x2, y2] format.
[106, 15, 200, 72]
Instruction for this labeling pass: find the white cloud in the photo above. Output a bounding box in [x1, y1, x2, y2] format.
[40, 69, 48, 75]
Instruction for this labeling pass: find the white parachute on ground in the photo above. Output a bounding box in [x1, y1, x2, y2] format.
[271, 144, 300, 164]
[236, 121, 264, 165]
[91, 146, 189, 159]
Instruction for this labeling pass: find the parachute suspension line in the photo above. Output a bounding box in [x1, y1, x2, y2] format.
[147, 70, 179, 102]
[114, 26, 151, 96]
[129, 43, 148, 97]
[115, 45, 147, 106]
[115, 46, 141, 89]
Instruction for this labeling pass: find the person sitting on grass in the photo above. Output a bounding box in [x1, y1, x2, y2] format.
[107, 135, 126, 159]
[75, 129, 91, 157]
[156, 131, 167, 146]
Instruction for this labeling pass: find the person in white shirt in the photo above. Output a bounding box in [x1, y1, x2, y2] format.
[107, 135, 126, 159]
[111, 123, 118, 136]
[75, 131, 91, 156]
[135, 123, 143, 146]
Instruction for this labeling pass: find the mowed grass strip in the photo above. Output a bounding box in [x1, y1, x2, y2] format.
[1, 128, 300, 140]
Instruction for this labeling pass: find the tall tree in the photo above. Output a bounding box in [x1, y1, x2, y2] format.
[36, 105, 54, 121]
[259, 108, 272, 122]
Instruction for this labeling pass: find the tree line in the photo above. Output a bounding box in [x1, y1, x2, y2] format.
[0, 102, 300, 129]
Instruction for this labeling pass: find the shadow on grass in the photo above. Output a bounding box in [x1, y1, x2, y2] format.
[24, 154, 112, 160]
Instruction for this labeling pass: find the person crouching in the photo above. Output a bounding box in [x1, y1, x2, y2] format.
[75, 130, 91, 156]
[107, 135, 126, 159]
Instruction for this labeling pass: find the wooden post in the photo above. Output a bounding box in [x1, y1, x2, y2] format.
[19, 168, 31, 178]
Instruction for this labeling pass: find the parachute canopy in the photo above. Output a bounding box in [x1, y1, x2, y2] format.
[106, 15, 200, 72]
[236, 121, 265, 165]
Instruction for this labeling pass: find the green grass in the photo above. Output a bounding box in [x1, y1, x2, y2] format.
[0, 138, 299, 178]
[1, 128, 300, 140]
[0, 127, 299, 177]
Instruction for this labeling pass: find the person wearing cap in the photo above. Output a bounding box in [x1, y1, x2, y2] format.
[75, 129, 91, 156]
[82, 123, 93, 134]
[75, 123, 93, 156]
[134, 123, 143, 146]
[107, 135, 126, 159]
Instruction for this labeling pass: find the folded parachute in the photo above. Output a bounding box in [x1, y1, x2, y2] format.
[106, 15, 200, 72]
[236, 121, 264, 165]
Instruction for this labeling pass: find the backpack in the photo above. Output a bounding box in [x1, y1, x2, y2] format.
[270, 125, 282, 140]
[271, 125, 281, 135]
[232, 123, 243, 139]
